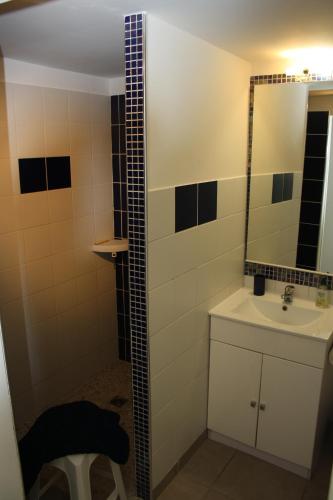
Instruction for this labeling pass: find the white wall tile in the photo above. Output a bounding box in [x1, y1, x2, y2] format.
[0, 232, 20, 270]
[43, 88, 68, 123]
[18, 192, 49, 229]
[217, 176, 247, 217]
[23, 225, 52, 262]
[16, 122, 45, 157]
[52, 250, 76, 285]
[68, 91, 91, 123]
[0, 159, 15, 196]
[92, 154, 113, 185]
[148, 188, 175, 242]
[0, 267, 22, 306]
[47, 188, 73, 223]
[13, 84, 43, 124]
[55, 279, 77, 314]
[24, 256, 54, 294]
[69, 122, 92, 156]
[249, 174, 273, 209]
[44, 121, 70, 156]
[26, 288, 57, 325]
[73, 215, 94, 248]
[93, 183, 113, 213]
[76, 271, 98, 304]
[0, 196, 19, 234]
[71, 155, 93, 187]
[72, 186, 93, 218]
[50, 220, 75, 254]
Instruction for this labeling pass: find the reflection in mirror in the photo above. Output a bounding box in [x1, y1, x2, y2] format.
[247, 80, 333, 273]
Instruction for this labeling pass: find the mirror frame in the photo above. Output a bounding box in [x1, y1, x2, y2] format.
[245, 73, 333, 288]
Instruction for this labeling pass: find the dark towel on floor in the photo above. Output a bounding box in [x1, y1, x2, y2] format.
[18, 401, 129, 494]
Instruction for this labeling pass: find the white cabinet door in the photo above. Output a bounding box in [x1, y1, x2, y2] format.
[208, 341, 262, 447]
[257, 355, 322, 468]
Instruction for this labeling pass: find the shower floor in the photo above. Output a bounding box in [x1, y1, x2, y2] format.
[33, 360, 135, 499]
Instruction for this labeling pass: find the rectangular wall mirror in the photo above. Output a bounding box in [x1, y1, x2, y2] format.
[246, 78, 333, 274]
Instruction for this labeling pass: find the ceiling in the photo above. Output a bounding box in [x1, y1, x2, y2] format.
[0, 0, 333, 77]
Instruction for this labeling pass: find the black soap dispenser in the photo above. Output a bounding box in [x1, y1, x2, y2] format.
[254, 274, 265, 296]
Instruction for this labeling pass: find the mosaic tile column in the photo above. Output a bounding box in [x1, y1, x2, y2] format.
[124, 13, 151, 499]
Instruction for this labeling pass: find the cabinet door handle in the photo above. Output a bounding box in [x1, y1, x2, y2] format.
[259, 403, 266, 411]
[250, 400, 257, 408]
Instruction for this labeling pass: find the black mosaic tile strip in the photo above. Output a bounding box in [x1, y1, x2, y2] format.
[244, 261, 333, 289]
[125, 12, 150, 500]
[111, 94, 130, 362]
[245, 72, 333, 286]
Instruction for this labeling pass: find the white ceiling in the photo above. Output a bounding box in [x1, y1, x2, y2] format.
[0, 0, 333, 77]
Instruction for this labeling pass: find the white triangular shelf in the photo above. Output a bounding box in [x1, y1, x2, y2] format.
[92, 238, 128, 254]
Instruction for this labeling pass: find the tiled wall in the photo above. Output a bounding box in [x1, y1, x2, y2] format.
[0, 79, 117, 430]
[247, 171, 302, 266]
[296, 111, 329, 270]
[146, 14, 251, 490]
[111, 94, 130, 362]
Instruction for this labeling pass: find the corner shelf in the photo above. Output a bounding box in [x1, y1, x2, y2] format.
[92, 238, 128, 257]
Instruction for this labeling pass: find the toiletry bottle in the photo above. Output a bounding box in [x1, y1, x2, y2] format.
[316, 276, 329, 308]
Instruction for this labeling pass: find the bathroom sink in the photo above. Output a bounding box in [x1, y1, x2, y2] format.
[210, 287, 333, 340]
[232, 296, 323, 326]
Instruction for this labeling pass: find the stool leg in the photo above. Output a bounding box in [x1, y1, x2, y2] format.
[66, 456, 92, 500]
[28, 477, 40, 500]
[110, 461, 127, 500]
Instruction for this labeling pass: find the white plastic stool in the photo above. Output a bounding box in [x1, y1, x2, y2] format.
[29, 453, 128, 500]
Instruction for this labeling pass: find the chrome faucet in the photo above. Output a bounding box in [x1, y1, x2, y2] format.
[281, 285, 295, 305]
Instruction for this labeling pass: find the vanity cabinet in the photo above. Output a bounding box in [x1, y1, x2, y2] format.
[208, 338, 323, 470]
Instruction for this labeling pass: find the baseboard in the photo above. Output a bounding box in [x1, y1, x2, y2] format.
[208, 430, 311, 479]
[152, 430, 208, 499]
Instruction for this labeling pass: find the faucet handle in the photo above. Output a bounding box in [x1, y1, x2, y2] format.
[285, 285, 295, 294]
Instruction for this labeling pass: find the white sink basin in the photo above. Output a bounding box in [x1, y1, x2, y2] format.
[210, 287, 333, 340]
[232, 296, 323, 326]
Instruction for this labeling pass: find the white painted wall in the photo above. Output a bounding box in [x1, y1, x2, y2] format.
[146, 16, 250, 190]
[145, 15, 251, 488]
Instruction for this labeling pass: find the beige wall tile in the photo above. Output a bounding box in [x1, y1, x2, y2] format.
[69, 122, 92, 156]
[50, 219, 75, 254]
[23, 256, 54, 295]
[16, 122, 45, 158]
[18, 192, 49, 229]
[0, 232, 20, 270]
[0, 159, 15, 196]
[97, 264, 115, 294]
[89, 94, 110, 125]
[68, 91, 91, 123]
[91, 124, 112, 156]
[47, 188, 73, 223]
[74, 247, 97, 275]
[13, 84, 43, 124]
[217, 176, 247, 217]
[0, 196, 19, 234]
[93, 211, 113, 242]
[43, 88, 68, 122]
[52, 250, 76, 285]
[28, 317, 60, 384]
[23, 225, 52, 262]
[92, 154, 113, 185]
[0, 123, 11, 158]
[0, 267, 22, 306]
[44, 121, 70, 156]
[26, 288, 57, 325]
[249, 174, 273, 209]
[76, 271, 98, 304]
[55, 279, 77, 314]
[73, 215, 94, 248]
[93, 183, 113, 213]
[72, 186, 93, 218]
[71, 155, 93, 187]
[148, 188, 175, 242]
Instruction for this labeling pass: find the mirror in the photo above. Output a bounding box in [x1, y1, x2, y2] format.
[247, 79, 333, 273]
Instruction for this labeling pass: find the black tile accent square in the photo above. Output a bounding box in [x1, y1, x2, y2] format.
[112, 125, 120, 154]
[118, 337, 126, 360]
[300, 201, 322, 225]
[120, 155, 127, 182]
[116, 290, 124, 313]
[119, 95, 125, 124]
[122, 211, 128, 237]
[19, 157, 46, 194]
[46, 157, 71, 190]
[113, 183, 121, 210]
[120, 125, 126, 154]
[175, 184, 197, 232]
[112, 156, 120, 182]
[111, 95, 119, 124]
[116, 264, 123, 289]
[305, 134, 328, 158]
[114, 211, 122, 238]
[303, 157, 326, 180]
[298, 223, 320, 246]
[117, 313, 125, 337]
[296, 244, 318, 269]
[121, 183, 127, 211]
[283, 173, 293, 201]
[272, 173, 283, 203]
[301, 180, 324, 202]
[198, 181, 217, 225]
[306, 111, 329, 134]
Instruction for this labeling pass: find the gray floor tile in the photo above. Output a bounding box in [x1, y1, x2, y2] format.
[178, 439, 235, 487]
[203, 489, 232, 500]
[158, 474, 209, 500]
[212, 451, 306, 500]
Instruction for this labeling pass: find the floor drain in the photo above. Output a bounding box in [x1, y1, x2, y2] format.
[109, 396, 128, 408]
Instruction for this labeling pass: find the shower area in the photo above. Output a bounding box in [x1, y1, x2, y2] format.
[0, 57, 134, 497]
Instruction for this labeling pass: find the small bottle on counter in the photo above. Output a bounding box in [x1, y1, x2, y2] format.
[315, 276, 329, 308]
[254, 274, 265, 296]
